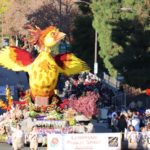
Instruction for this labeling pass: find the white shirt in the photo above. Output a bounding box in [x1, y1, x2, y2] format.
[11, 127, 24, 138]
[131, 117, 140, 131]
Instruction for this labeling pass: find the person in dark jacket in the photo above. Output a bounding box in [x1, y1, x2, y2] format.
[117, 114, 127, 140]
[118, 114, 127, 132]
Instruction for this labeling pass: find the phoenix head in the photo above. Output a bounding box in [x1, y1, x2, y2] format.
[26, 25, 66, 51]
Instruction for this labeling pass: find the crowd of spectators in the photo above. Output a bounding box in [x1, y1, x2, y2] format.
[57, 72, 116, 108]
[1, 71, 150, 149]
[57, 72, 150, 149]
[107, 104, 150, 149]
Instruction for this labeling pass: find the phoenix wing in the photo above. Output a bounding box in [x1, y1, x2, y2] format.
[54, 53, 90, 76]
[0, 46, 34, 72]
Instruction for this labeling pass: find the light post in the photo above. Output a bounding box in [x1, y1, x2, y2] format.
[74, 0, 98, 75]
[94, 31, 98, 75]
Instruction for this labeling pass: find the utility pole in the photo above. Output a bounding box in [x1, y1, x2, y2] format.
[94, 31, 98, 75]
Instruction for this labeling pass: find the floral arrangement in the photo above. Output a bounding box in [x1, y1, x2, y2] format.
[0, 85, 13, 111]
[69, 91, 100, 118]
[35, 120, 66, 128]
[0, 100, 9, 111]
[28, 94, 62, 113]
[46, 110, 62, 120]
[63, 108, 77, 126]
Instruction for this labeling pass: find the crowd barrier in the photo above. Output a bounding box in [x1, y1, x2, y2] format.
[2, 132, 122, 150]
[103, 73, 121, 90]
[1, 131, 150, 149]
[111, 93, 126, 108]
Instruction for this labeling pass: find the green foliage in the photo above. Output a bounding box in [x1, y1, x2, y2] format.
[111, 18, 150, 88]
[91, 0, 150, 88]
[29, 110, 38, 118]
[91, 0, 123, 77]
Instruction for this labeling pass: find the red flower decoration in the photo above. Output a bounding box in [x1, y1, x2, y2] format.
[60, 99, 69, 109]
[69, 91, 100, 117]
[146, 89, 150, 96]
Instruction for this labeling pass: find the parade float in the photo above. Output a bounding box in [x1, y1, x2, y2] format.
[0, 25, 99, 144]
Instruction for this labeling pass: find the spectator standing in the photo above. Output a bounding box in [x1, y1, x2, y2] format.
[127, 125, 139, 149]
[139, 126, 148, 150]
[129, 101, 136, 111]
[111, 113, 118, 132]
[131, 113, 140, 131]
[118, 114, 127, 132]
[117, 114, 127, 140]
[107, 107, 113, 128]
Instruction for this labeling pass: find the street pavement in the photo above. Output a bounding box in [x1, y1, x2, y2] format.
[0, 143, 46, 150]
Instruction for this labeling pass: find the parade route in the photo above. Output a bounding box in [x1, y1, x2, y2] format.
[0, 120, 111, 150]
[0, 66, 112, 150]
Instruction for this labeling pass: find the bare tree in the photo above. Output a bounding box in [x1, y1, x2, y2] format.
[3, 0, 48, 35]
[3, 0, 78, 37]
[27, 0, 78, 35]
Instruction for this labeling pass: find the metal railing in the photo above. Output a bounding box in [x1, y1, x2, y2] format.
[111, 92, 126, 108]
[103, 73, 121, 90]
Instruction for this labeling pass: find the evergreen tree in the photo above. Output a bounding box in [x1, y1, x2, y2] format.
[71, 0, 105, 73]
[71, 14, 95, 69]
[91, 0, 150, 88]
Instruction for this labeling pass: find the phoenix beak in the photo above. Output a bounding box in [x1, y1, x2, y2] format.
[55, 32, 66, 42]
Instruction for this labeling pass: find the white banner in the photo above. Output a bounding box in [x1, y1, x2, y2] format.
[47, 133, 121, 150]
